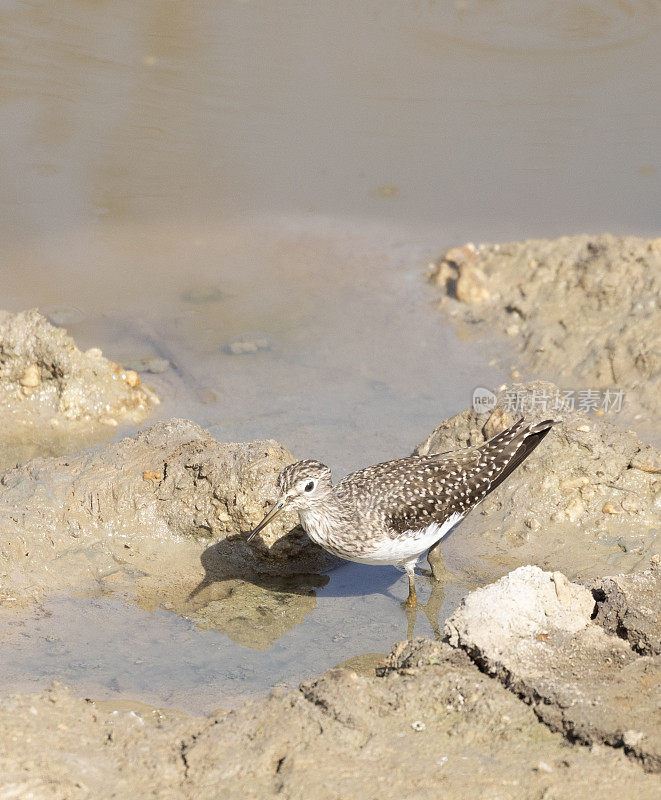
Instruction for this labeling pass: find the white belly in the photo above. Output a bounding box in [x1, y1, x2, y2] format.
[356, 513, 463, 566]
[301, 511, 464, 568]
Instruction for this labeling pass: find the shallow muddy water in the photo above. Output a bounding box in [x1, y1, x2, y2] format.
[0, 567, 469, 714]
[1, 1, 660, 710]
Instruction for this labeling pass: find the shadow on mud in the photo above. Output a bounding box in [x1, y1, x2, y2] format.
[188, 529, 332, 602]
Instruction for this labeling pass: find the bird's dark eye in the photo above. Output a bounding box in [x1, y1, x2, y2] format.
[304, 481, 315, 492]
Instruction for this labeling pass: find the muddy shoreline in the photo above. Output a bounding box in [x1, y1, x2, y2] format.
[1, 233, 659, 798]
[0, 385, 658, 797]
[1, 562, 659, 798]
[429, 234, 661, 444]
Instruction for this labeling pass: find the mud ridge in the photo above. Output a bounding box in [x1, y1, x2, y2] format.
[428, 234, 661, 437]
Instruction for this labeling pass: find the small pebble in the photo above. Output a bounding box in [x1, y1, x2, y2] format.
[622, 729, 645, 747]
[444, 244, 476, 266]
[552, 571, 573, 608]
[536, 761, 553, 774]
[182, 286, 225, 304]
[223, 333, 272, 355]
[142, 471, 162, 482]
[19, 364, 40, 388]
[124, 370, 140, 388]
[99, 416, 118, 427]
[564, 495, 585, 523]
[602, 501, 621, 515]
[226, 341, 259, 355]
[377, 184, 398, 197]
[621, 495, 639, 513]
[455, 265, 490, 304]
[411, 720, 426, 732]
[576, 424, 590, 432]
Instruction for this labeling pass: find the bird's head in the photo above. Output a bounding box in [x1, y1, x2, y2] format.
[247, 459, 333, 541]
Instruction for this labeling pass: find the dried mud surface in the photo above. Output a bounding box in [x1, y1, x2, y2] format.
[445, 564, 661, 773]
[0, 400, 659, 797]
[428, 234, 661, 433]
[0, 309, 159, 469]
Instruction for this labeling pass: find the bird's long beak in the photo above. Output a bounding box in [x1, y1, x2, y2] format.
[247, 498, 288, 542]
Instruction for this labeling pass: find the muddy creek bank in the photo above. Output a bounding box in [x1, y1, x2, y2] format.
[1, 380, 658, 611]
[1, 562, 659, 799]
[0, 379, 658, 715]
[429, 234, 661, 442]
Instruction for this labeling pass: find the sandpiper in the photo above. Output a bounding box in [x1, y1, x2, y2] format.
[248, 418, 554, 607]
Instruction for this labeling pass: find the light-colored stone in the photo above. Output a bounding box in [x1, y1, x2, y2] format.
[19, 364, 40, 387]
[455, 265, 490, 304]
[445, 566, 595, 653]
[444, 565, 660, 772]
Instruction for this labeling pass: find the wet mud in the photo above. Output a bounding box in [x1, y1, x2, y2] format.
[0, 310, 159, 470]
[1, 563, 659, 799]
[0, 369, 659, 796]
[416, 380, 659, 587]
[429, 234, 661, 441]
[0, 417, 332, 614]
[2, 0, 660, 792]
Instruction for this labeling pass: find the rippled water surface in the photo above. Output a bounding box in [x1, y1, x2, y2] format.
[1, 0, 659, 711]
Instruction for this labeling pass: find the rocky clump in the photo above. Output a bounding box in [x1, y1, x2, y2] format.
[416, 380, 660, 581]
[0, 309, 157, 423]
[0, 309, 160, 469]
[0, 419, 333, 615]
[444, 564, 661, 772]
[428, 234, 661, 426]
[592, 565, 661, 656]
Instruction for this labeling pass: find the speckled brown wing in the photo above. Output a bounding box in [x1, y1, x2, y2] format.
[340, 418, 554, 537]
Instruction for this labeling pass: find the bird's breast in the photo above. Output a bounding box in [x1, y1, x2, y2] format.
[297, 508, 335, 546]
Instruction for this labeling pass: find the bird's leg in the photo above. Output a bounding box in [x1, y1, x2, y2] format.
[405, 605, 417, 640]
[403, 561, 418, 609]
[421, 581, 445, 640]
[427, 540, 450, 582]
